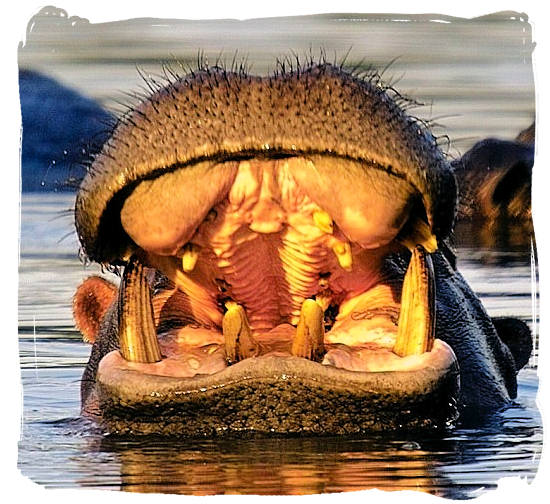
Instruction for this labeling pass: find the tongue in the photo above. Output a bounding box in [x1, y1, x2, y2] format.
[119, 320, 451, 378]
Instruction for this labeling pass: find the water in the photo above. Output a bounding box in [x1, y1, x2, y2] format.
[19, 10, 535, 156]
[16, 9, 540, 498]
[17, 193, 541, 498]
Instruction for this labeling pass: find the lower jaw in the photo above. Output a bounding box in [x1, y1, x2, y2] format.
[95, 340, 459, 436]
[93, 242, 460, 435]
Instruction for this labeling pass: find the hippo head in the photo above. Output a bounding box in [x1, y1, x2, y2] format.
[73, 61, 531, 436]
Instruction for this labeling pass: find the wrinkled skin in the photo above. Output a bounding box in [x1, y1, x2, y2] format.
[452, 122, 535, 249]
[73, 62, 532, 436]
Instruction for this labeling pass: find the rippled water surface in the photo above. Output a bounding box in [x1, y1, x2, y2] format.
[17, 9, 540, 498]
[19, 10, 535, 155]
[18, 193, 541, 498]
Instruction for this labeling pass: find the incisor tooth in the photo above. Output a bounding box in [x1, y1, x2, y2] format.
[181, 243, 200, 273]
[223, 301, 259, 364]
[292, 299, 325, 361]
[313, 210, 333, 234]
[118, 256, 162, 363]
[332, 240, 353, 271]
[393, 245, 436, 357]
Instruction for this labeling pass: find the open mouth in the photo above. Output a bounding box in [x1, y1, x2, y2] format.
[92, 155, 459, 435]
[75, 63, 461, 435]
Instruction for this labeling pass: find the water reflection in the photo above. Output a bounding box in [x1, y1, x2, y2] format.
[92, 435, 444, 495]
[62, 407, 538, 498]
[454, 220, 535, 264]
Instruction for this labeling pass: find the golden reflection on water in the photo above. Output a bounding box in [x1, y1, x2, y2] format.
[105, 439, 440, 495]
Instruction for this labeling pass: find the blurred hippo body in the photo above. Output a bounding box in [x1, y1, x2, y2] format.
[19, 69, 112, 191]
[71, 62, 532, 436]
[452, 123, 535, 249]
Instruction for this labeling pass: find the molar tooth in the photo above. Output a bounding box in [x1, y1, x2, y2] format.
[393, 245, 436, 357]
[223, 301, 259, 364]
[118, 256, 162, 363]
[292, 299, 325, 361]
[181, 243, 200, 273]
[313, 209, 333, 234]
[332, 240, 353, 271]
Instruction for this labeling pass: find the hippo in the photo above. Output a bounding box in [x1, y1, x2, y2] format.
[451, 122, 535, 250]
[72, 61, 532, 436]
[19, 69, 113, 191]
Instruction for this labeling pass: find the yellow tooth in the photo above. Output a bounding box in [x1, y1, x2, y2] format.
[393, 245, 436, 357]
[313, 210, 333, 234]
[118, 256, 162, 363]
[292, 299, 325, 361]
[181, 243, 200, 273]
[332, 240, 353, 271]
[398, 215, 438, 253]
[223, 301, 259, 364]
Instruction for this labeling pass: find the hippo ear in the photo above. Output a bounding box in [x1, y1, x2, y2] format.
[73, 276, 118, 344]
[491, 317, 533, 372]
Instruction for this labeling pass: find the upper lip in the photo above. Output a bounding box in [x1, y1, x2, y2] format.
[74, 63, 457, 265]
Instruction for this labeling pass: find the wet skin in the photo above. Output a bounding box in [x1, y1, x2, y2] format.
[73, 62, 532, 436]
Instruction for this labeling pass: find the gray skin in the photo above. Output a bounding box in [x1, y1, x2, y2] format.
[75, 62, 532, 436]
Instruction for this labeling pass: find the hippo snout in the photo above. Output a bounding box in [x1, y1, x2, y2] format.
[72, 61, 529, 436]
